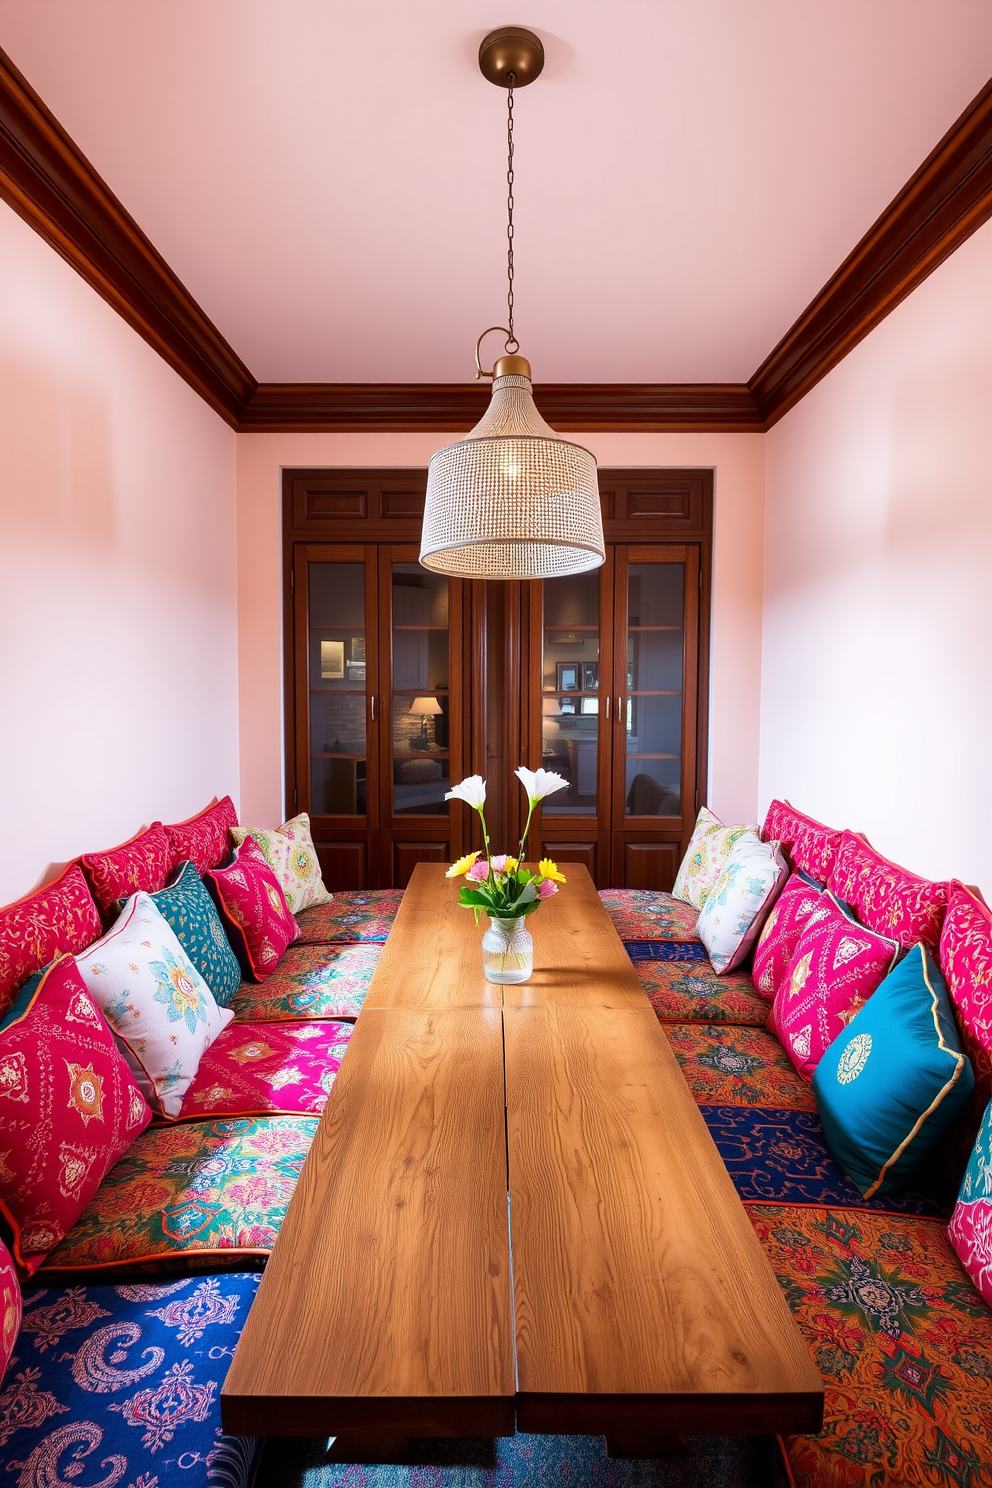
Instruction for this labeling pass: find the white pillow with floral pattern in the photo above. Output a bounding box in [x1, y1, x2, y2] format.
[696, 835, 789, 973]
[229, 812, 332, 914]
[672, 807, 759, 910]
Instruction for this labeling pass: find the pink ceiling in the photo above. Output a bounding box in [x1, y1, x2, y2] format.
[1, 1, 991, 384]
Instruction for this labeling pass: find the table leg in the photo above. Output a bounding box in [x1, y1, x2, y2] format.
[326, 1432, 415, 1464]
[604, 1432, 689, 1459]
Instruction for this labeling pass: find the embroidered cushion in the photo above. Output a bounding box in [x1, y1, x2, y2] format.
[949, 1097, 992, 1307]
[671, 808, 758, 911]
[165, 794, 239, 874]
[294, 890, 405, 944]
[0, 1239, 20, 1384]
[205, 839, 299, 982]
[75, 896, 233, 1118]
[750, 871, 827, 1002]
[769, 893, 900, 1080]
[827, 830, 949, 950]
[665, 1022, 818, 1112]
[597, 890, 701, 944]
[137, 860, 241, 1008]
[230, 942, 381, 1023]
[760, 799, 843, 883]
[0, 862, 102, 1014]
[696, 836, 788, 974]
[0, 958, 152, 1275]
[168, 1018, 353, 1121]
[81, 823, 171, 924]
[229, 812, 332, 915]
[814, 944, 974, 1198]
[627, 943, 770, 1026]
[940, 882, 992, 1114]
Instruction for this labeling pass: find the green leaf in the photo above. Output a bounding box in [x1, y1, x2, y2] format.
[509, 881, 537, 910]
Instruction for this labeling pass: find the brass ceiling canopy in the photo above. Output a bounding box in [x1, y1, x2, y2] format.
[478, 26, 545, 88]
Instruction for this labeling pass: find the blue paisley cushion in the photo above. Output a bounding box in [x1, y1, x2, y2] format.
[1, 1274, 260, 1485]
[132, 859, 242, 1007]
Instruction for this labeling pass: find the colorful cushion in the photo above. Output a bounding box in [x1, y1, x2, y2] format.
[769, 893, 899, 1080]
[75, 895, 233, 1118]
[230, 812, 332, 915]
[294, 890, 405, 944]
[696, 835, 788, 973]
[940, 882, 992, 1115]
[761, 799, 843, 883]
[0, 1240, 20, 1385]
[0, 958, 152, 1275]
[81, 823, 172, 924]
[205, 839, 299, 982]
[597, 890, 701, 943]
[664, 1022, 818, 1111]
[38, 1116, 316, 1276]
[230, 943, 381, 1022]
[0, 862, 102, 1015]
[827, 830, 949, 951]
[751, 871, 827, 1002]
[2, 1273, 261, 1483]
[814, 945, 974, 1199]
[950, 1098, 992, 1308]
[162, 1018, 352, 1121]
[164, 795, 239, 873]
[627, 942, 770, 1026]
[140, 860, 242, 1008]
[672, 808, 758, 911]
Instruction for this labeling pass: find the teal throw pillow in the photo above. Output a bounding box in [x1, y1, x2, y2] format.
[125, 860, 241, 1007]
[814, 943, 974, 1198]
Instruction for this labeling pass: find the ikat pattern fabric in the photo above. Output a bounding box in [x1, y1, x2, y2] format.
[0, 959, 151, 1275]
[950, 1098, 992, 1309]
[205, 838, 299, 981]
[230, 812, 332, 916]
[0, 862, 102, 1014]
[695, 834, 789, 973]
[751, 871, 826, 1002]
[748, 1204, 992, 1488]
[1, 1273, 261, 1487]
[81, 824, 172, 925]
[761, 799, 843, 883]
[940, 882, 992, 1120]
[140, 861, 242, 1008]
[664, 1022, 818, 1111]
[770, 892, 899, 1081]
[671, 808, 759, 911]
[294, 890, 405, 944]
[230, 943, 381, 1023]
[626, 944, 769, 1026]
[597, 889, 701, 943]
[75, 895, 234, 1118]
[164, 796, 239, 875]
[0, 1240, 21, 1384]
[162, 1018, 353, 1122]
[827, 830, 950, 951]
[38, 1116, 317, 1275]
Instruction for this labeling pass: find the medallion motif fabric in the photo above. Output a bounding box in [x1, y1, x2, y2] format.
[769, 893, 900, 1080]
[38, 1116, 318, 1275]
[940, 882, 992, 1118]
[140, 861, 242, 1008]
[664, 1022, 818, 1111]
[598, 890, 701, 943]
[950, 1097, 992, 1308]
[164, 795, 239, 874]
[0, 1241, 21, 1384]
[163, 1018, 353, 1122]
[230, 812, 332, 915]
[75, 895, 234, 1118]
[230, 943, 381, 1023]
[751, 871, 826, 1001]
[1, 1273, 261, 1486]
[81, 823, 172, 924]
[671, 808, 759, 911]
[0, 959, 151, 1275]
[627, 943, 769, 1026]
[205, 839, 299, 981]
[827, 830, 949, 951]
[0, 862, 103, 1014]
[761, 799, 843, 883]
[696, 835, 789, 973]
[294, 891, 405, 944]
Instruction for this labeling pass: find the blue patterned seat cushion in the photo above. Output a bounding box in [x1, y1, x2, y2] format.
[1, 1273, 260, 1485]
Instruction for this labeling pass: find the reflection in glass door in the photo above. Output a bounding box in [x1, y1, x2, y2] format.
[624, 564, 684, 817]
[542, 573, 602, 816]
[307, 561, 368, 816]
[390, 563, 450, 815]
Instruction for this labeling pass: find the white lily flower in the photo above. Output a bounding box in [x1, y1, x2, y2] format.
[515, 766, 569, 804]
[445, 775, 487, 809]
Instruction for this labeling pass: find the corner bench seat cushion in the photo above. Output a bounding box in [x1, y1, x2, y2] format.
[627, 942, 770, 1026]
[664, 1022, 818, 1110]
[0, 862, 102, 1015]
[37, 1116, 317, 1277]
[827, 829, 949, 951]
[230, 942, 382, 1022]
[1, 1273, 260, 1485]
[293, 889, 405, 944]
[156, 1018, 353, 1122]
[597, 889, 700, 942]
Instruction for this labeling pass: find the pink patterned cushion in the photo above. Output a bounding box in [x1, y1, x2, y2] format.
[940, 883, 992, 1113]
[81, 822, 171, 923]
[0, 1239, 20, 1385]
[769, 893, 900, 1080]
[0, 862, 102, 1015]
[826, 830, 949, 951]
[761, 800, 843, 883]
[205, 838, 299, 982]
[165, 795, 239, 874]
[164, 1018, 353, 1121]
[750, 872, 825, 1001]
[949, 1097, 992, 1308]
[0, 958, 152, 1275]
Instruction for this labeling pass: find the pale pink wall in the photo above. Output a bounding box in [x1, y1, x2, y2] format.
[0, 201, 239, 905]
[760, 216, 992, 890]
[236, 431, 765, 833]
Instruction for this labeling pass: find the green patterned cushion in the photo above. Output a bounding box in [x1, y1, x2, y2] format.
[136, 860, 242, 1007]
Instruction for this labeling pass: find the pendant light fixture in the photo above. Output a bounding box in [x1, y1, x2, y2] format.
[420, 27, 605, 580]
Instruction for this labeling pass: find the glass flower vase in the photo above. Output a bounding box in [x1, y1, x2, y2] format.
[481, 915, 533, 984]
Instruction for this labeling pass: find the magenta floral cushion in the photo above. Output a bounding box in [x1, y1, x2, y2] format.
[826, 830, 949, 951]
[940, 882, 992, 1115]
[165, 795, 239, 873]
[769, 893, 900, 1080]
[0, 862, 102, 1015]
[81, 823, 172, 924]
[761, 799, 843, 883]
[163, 1018, 353, 1121]
[0, 1240, 20, 1384]
[751, 873, 827, 1001]
[949, 1097, 992, 1307]
[205, 839, 299, 982]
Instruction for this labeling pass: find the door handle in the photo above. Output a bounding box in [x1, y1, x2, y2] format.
[370, 695, 375, 722]
[604, 695, 610, 720]
[617, 695, 623, 723]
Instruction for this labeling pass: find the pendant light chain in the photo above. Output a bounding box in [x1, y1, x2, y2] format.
[505, 78, 519, 354]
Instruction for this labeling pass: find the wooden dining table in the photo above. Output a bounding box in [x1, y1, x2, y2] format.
[222, 864, 822, 1460]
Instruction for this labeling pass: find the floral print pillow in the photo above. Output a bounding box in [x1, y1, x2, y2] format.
[696, 836, 789, 974]
[671, 807, 759, 911]
[230, 813, 332, 915]
[75, 895, 233, 1118]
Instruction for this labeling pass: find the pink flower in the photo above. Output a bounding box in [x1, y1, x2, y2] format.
[536, 878, 558, 899]
[489, 855, 510, 873]
[466, 859, 490, 882]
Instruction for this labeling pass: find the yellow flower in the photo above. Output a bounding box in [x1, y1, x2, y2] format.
[446, 851, 481, 879]
[503, 857, 519, 873]
[538, 858, 567, 883]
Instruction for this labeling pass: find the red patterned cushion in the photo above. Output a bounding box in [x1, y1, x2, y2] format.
[761, 800, 842, 882]
[164, 1018, 353, 1121]
[827, 830, 949, 951]
[940, 882, 992, 1112]
[0, 1239, 19, 1385]
[0, 958, 152, 1275]
[769, 893, 899, 1079]
[81, 823, 171, 923]
[205, 839, 299, 982]
[165, 796, 239, 874]
[751, 872, 826, 1001]
[0, 862, 102, 1014]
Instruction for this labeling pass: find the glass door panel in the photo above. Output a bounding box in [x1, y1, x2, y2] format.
[625, 563, 684, 816]
[391, 563, 450, 816]
[307, 561, 367, 816]
[542, 573, 601, 816]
